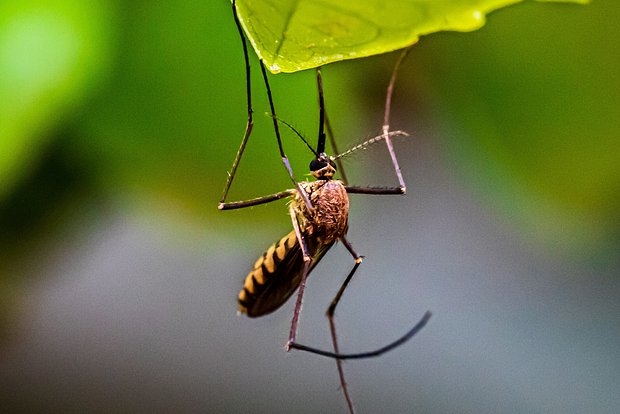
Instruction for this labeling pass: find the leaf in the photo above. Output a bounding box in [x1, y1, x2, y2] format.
[234, 0, 589, 73]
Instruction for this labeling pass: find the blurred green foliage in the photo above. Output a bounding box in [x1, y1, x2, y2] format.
[0, 0, 112, 200]
[0, 0, 617, 272]
[414, 1, 620, 258]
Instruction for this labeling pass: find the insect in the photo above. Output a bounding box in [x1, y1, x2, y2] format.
[219, 2, 431, 412]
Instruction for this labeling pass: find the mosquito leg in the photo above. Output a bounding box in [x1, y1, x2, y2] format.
[220, 0, 254, 205]
[328, 237, 362, 318]
[381, 47, 412, 194]
[336, 57, 416, 194]
[326, 236, 364, 414]
[287, 312, 432, 360]
[286, 204, 312, 350]
[345, 186, 404, 195]
[288, 237, 432, 361]
[260, 64, 314, 212]
[218, 189, 295, 210]
[221, 1, 312, 211]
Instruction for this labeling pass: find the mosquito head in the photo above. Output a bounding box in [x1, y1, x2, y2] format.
[310, 152, 336, 180]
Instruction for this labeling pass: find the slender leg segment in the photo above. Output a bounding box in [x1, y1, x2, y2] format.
[328, 237, 363, 319]
[328, 237, 364, 414]
[287, 237, 432, 362]
[260, 64, 314, 212]
[335, 48, 413, 196]
[286, 234, 432, 412]
[220, 0, 313, 212]
[218, 189, 295, 210]
[381, 47, 411, 194]
[219, 0, 253, 206]
[288, 312, 432, 360]
[286, 204, 313, 349]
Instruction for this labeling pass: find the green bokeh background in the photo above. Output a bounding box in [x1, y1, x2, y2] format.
[0, 1, 618, 413]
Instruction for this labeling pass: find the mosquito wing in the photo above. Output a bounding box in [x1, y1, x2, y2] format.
[238, 230, 333, 317]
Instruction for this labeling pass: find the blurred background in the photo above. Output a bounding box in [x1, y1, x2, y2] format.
[1, 0, 618, 413]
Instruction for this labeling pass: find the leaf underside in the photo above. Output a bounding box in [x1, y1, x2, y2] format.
[234, 0, 589, 73]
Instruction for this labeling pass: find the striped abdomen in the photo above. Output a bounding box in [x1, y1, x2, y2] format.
[238, 230, 332, 317]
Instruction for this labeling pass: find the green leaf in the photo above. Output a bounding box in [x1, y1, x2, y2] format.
[234, 0, 589, 73]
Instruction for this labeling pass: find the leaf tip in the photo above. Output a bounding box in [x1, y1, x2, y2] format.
[268, 63, 281, 74]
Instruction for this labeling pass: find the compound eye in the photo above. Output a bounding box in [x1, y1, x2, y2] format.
[309, 157, 337, 172]
[309, 158, 325, 172]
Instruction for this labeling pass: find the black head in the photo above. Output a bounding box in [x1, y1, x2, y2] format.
[310, 152, 336, 180]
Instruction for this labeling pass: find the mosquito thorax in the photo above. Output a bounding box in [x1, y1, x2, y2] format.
[310, 153, 337, 180]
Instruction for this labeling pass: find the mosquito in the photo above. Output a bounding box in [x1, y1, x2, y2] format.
[219, 2, 432, 412]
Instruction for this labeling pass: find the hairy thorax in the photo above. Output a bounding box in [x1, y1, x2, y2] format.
[293, 180, 349, 244]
